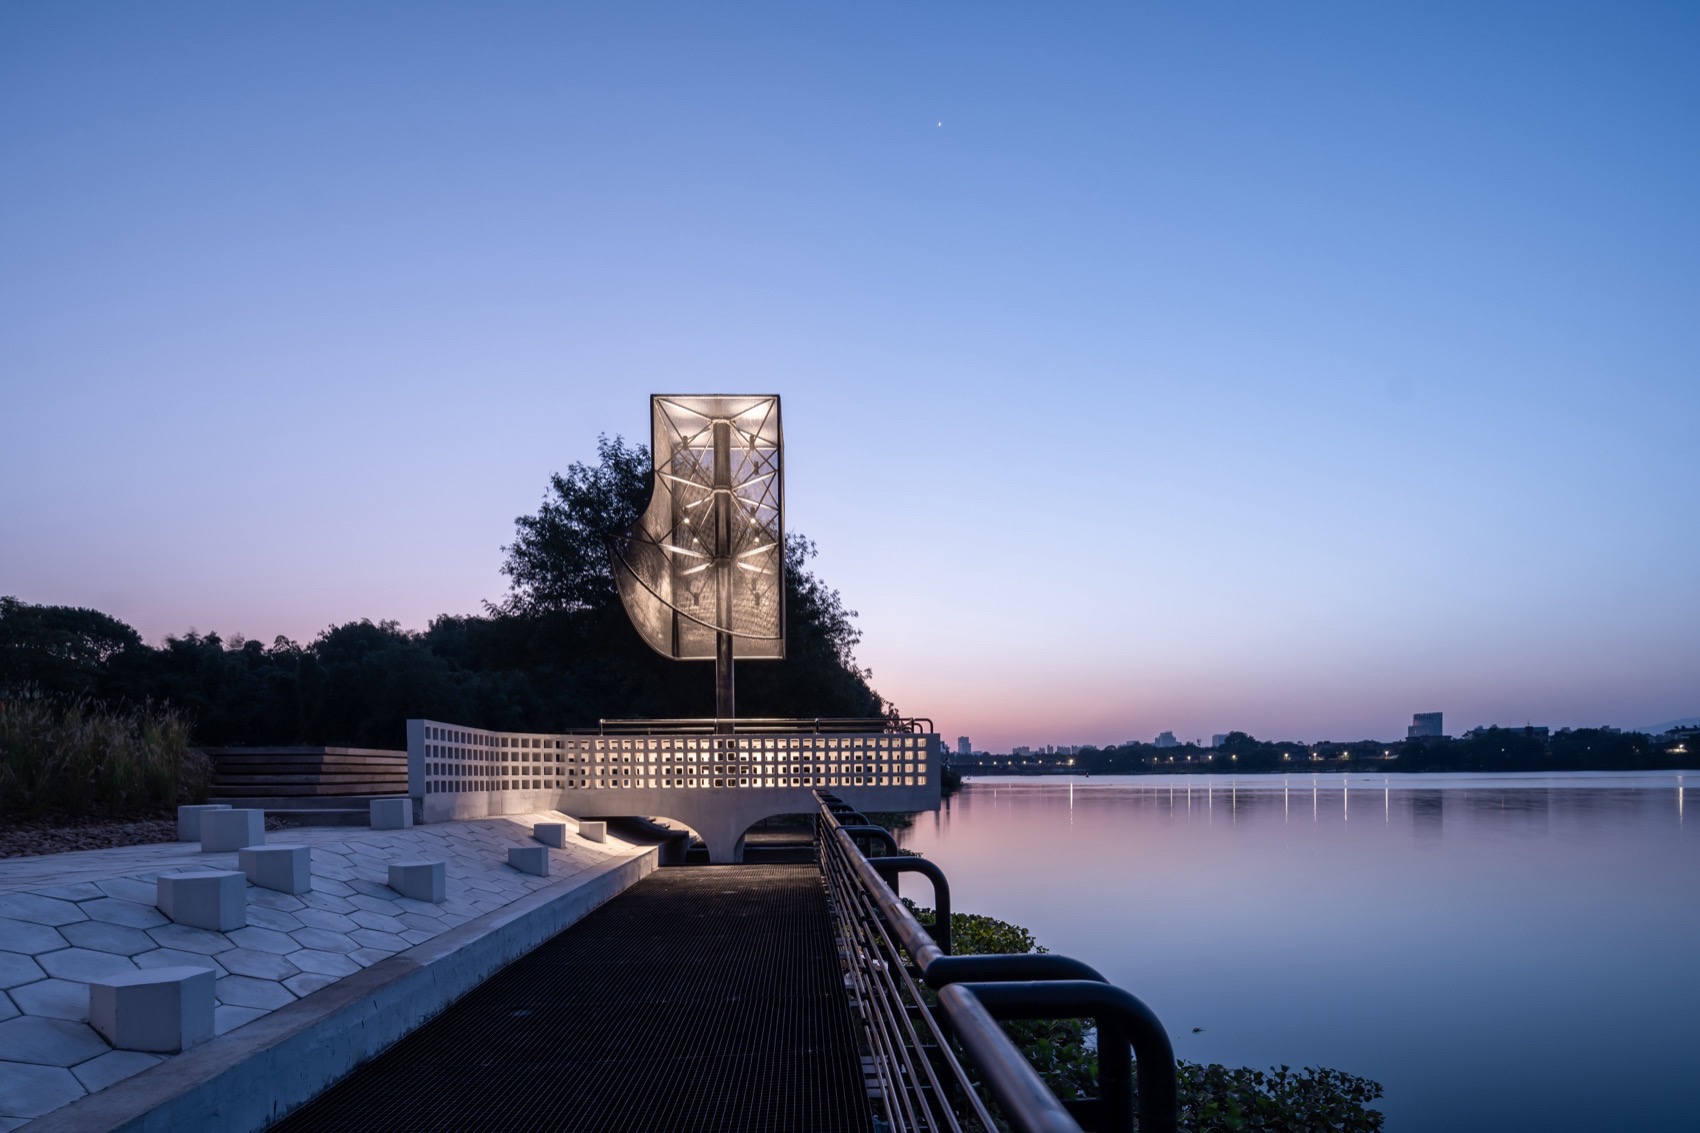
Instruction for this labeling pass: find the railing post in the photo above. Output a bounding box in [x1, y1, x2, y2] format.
[864, 855, 952, 954]
[952, 980, 1177, 1133]
[838, 824, 899, 856]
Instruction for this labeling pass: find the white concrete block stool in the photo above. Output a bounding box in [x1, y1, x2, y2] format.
[507, 846, 549, 876]
[388, 860, 446, 903]
[201, 808, 266, 852]
[239, 845, 311, 894]
[177, 804, 231, 842]
[534, 823, 567, 848]
[90, 966, 215, 1053]
[577, 820, 607, 843]
[157, 870, 247, 932]
[369, 798, 413, 830]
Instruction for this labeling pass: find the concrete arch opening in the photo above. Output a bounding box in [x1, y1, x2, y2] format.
[619, 816, 701, 865]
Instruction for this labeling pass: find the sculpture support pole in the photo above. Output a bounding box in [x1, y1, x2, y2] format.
[713, 419, 735, 732]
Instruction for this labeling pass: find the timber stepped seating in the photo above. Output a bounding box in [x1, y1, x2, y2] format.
[204, 746, 408, 798]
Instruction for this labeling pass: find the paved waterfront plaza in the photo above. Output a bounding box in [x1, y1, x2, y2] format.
[0, 814, 645, 1128]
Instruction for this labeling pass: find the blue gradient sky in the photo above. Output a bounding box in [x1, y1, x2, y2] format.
[3, 3, 1696, 749]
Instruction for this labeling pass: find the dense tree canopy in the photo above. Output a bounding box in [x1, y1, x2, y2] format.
[0, 436, 886, 747]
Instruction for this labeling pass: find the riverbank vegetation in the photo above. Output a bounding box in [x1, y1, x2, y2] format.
[960, 726, 1695, 778]
[0, 687, 208, 818]
[905, 902, 1385, 1132]
[0, 438, 888, 749]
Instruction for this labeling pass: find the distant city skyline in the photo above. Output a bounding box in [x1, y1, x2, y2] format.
[3, 3, 1696, 753]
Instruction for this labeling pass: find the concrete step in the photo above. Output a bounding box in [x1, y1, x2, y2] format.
[213, 795, 408, 826]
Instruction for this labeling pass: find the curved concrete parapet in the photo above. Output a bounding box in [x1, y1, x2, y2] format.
[408, 720, 941, 862]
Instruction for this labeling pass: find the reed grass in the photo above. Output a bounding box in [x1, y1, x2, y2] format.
[0, 687, 209, 818]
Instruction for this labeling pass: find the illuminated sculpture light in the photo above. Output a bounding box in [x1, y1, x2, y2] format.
[407, 393, 941, 862]
[611, 394, 783, 726]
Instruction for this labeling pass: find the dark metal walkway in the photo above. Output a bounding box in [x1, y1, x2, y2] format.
[267, 864, 872, 1133]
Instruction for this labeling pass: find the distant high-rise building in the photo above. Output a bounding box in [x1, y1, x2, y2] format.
[1408, 712, 1444, 739]
[1154, 731, 1179, 748]
[957, 736, 972, 755]
[1012, 745, 1031, 757]
[1211, 734, 1230, 748]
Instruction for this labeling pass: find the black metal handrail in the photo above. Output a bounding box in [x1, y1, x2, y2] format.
[865, 855, 952, 953]
[944, 981, 1177, 1133]
[815, 792, 1178, 1133]
[838, 824, 899, 856]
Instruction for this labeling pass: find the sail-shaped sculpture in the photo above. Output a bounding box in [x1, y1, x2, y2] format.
[611, 395, 784, 720]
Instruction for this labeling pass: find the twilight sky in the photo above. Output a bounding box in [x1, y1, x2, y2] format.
[2, 2, 1696, 750]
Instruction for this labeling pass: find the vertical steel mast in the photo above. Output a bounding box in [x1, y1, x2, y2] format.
[711, 416, 736, 727]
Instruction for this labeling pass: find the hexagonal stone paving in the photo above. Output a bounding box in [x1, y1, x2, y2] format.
[9, 980, 89, 1022]
[0, 894, 85, 928]
[0, 954, 46, 991]
[71, 1049, 163, 1093]
[38, 949, 139, 983]
[0, 1016, 108, 1066]
[0, 810, 645, 1128]
[58, 921, 158, 956]
[0, 918, 68, 955]
[0, 1062, 84, 1120]
[219, 949, 301, 981]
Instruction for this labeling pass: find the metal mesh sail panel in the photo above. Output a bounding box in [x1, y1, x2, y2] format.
[612, 394, 784, 661]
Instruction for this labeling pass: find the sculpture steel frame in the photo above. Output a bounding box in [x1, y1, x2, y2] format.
[610, 395, 784, 725]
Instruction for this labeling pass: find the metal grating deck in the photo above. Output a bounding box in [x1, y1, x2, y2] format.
[267, 864, 872, 1133]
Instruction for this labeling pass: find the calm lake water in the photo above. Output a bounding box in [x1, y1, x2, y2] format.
[895, 772, 1698, 1132]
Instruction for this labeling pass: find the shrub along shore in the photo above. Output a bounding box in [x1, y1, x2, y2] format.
[0, 687, 208, 819]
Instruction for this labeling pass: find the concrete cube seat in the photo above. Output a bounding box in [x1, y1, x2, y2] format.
[157, 870, 247, 932]
[388, 860, 446, 903]
[577, 820, 607, 843]
[90, 966, 215, 1053]
[239, 844, 311, 894]
[177, 804, 231, 842]
[507, 846, 549, 876]
[369, 798, 413, 830]
[201, 808, 266, 852]
[533, 823, 567, 848]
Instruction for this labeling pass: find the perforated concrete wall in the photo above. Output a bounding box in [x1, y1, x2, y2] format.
[408, 720, 941, 861]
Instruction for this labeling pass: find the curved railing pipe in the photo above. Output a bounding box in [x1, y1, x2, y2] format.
[838, 824, 899, 856]
[865, 855, 953, 954]
[944, 980, 1178, 1133]
[935, 984, 1090, 1133]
